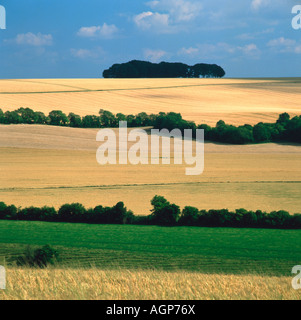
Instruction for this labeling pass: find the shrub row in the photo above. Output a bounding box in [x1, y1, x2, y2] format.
[154, 112, 301, 144]
[0, 201, 134, 224]
[0, 196, 300, 229]
[1, 107, 300, 144]
[0, 108, 157, 128]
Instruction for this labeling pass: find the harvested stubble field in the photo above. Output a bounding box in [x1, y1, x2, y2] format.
[1, 78, 301, 126]
[1, 78, 300, 213]
[0, 124, 300, 213]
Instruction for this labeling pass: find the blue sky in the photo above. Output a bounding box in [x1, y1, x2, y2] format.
[0, 0, 300, 78]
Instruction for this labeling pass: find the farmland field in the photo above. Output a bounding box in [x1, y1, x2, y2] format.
[1, 78, 301, 126]
[0, 220, 301, 275]
[1, 78, 300, 213]
[0, 220, 301, 299]
[1, 121, 301, 213]
[1, 78, 301, 300]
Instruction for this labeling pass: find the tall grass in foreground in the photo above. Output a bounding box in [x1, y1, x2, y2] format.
[0, 268, 300, 300]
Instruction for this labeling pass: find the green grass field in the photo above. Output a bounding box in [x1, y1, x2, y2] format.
[0, 220, 300, 276]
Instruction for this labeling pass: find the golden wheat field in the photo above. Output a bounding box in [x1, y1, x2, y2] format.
[0, 268, 300, 300]
[0, 124, 300, 213]
[1, 78, 301, 126]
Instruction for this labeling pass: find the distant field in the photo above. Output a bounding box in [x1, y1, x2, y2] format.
[1, 268, 300, 300]
[0, 221, 300, 276]
[1, 78, 301, 126]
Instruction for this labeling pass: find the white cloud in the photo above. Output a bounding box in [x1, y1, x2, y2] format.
[178, 46, 199, 56]
[134, 0, 202, 33]
[133, 11, 171, 32]
[237, 28, 274, 40]
[251, 0, 270, 10]
[147, 0, 202, 22]
[295, 45, 301, 54]
[144, 49, 167, 62]
[179, 42, 260, 59]
[267, 37, 301, 54]
[14, 32, 53, 46]
[239, 43, 260, 56]
[77, 23, 119, 39]
[267, 37, 296, 47]
[71, 47, 105, 59]
[179, 43, 234, 57]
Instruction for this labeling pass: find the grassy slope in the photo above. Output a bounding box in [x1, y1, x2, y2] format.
[0, 220, 300, 276]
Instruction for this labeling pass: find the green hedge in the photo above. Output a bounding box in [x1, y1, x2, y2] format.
[1, 107, 300, 144]
[0, 197, 300, 229]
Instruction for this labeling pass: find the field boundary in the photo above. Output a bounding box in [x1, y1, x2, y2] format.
[1, 180, 300, 192]
[1, 80, 300, 95]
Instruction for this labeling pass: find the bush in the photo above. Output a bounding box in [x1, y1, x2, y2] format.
[150, 196, 180, 226]
[0, 202, 18, 220]
[0, 202, 7, 219]
[48, 110, 69, 126]
[58, 203, 87, 222]
[18, 207, 43, 221]
[131, 215, 152, 225]
[90, 203, 133, 224]
[179, 206, 199, 226]
[108, 202, 134, 224]
[289, 214, 301, 229]
[15, 245, 60, 268]
[266, 210, 291, 228]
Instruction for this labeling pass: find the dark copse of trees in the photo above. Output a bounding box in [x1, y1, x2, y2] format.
[103, 60, 226, 78]
[0, 197, 300, 229]
[1, 107, 300, 144]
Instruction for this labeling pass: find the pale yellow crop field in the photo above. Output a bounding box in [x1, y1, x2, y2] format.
[0, 125, 300, 214]
[1, 78, 301, 126]
[0, 268, 300, 300]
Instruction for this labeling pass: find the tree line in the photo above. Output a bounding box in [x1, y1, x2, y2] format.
[103, 60, 225, 78]
[154, 111, 301, 144]
[0, 107, 157, 128]
[1, 107, 300, 144]
[0, 196, 300, 229]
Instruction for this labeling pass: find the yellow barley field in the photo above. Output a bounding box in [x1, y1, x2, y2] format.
[0, 268, 300, 300]
[1, 78, 301, 126]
